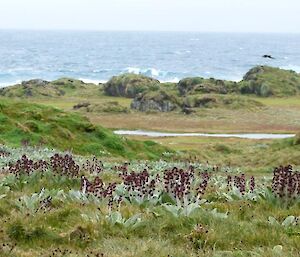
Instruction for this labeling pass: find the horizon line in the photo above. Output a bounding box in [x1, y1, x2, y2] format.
[0, 28, 300, 34]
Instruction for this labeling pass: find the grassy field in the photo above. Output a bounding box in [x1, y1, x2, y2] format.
[13, 95, 300, 134]
[0, 146, 299, 257]
[1, 75, 300, 256]
[131, 136, 300, 173]
[2, 92, 300, 172]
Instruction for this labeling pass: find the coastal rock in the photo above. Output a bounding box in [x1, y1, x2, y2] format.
[104, 73, 160, 98]
[184, 94, 264, 110]
[240, 66, 300, 97]
[178, 77, 236, 96]
[22, 79, 49, 87]
[0, 78, 102, 98]
[131, 91, 181, 112]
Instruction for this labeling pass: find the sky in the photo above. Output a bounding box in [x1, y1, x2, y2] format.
[0, 0, 299, 33]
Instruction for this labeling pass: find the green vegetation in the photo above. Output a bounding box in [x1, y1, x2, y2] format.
[158, 137, 300, 173]
[240, 66, 300, 97]
[1, 66, 300, 114]
[131, 90, 182, 112]
[73, 101, 130, 114]
[0, 149, 299, 257]
[294, 133, 300, 145]
[183, 94, 264, 109]
[0, 100, 168, 159]
[104, 73, 160, 98]
[178, 77, 238, 95]
[0, 66, 300, 256]
[128, 66, 300, 113]
[178, 66, 300, 98]
[0, 78, 102, 98]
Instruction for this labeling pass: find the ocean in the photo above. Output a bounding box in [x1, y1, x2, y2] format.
[0, 30, 300, 87]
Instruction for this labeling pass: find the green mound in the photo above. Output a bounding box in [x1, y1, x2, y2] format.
[0, 78, 102, 98]
[0, 100, 168, 159]
[184, 94, 264, 110]
[178, 77, 238, 96]
[73, 101, 130, 114]
[239, 66, 300, 97]
[178, 66, 300, 98]
[130, 91, 263, 113]
[104, 73, 160, 98]
[131, 90, 182, 112]
[1, 66, 300, 101]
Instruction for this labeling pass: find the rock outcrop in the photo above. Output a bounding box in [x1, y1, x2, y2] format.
[131, 91, 181, 112]
[178, 77, 237, 96]
[22, 79, 49, 87]
[240, 66, 300, 97]
[104, 73, 160, 98]
[0, 78, 101, 98]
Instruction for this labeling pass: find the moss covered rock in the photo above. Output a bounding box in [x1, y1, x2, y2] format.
[184, 94, 264, 110]
[239, 66, 300, 97]
[0, 78, 102, 98]
[73, 101, 130, 114]
[104, 73, 160, 98]
[131, 90, 181, 112]
[178, 77, 237, 96]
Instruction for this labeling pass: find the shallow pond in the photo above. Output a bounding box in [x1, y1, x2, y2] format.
[114, 130, 295, 139]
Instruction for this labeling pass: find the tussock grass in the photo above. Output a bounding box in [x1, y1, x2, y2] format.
[0, 100, 168, 159]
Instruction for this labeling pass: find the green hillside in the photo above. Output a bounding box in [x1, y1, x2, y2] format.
[0, 100, 168, 159]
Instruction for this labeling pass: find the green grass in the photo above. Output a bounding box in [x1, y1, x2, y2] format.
[0, 100, 168, 159]
[131, 136, 300, 173]
[0, 158, 299, 257]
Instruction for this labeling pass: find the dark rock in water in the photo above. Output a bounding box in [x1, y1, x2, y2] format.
[21, 79, 49, 87]
[131, 91, 181, 112]
[104, 73, 160, 98]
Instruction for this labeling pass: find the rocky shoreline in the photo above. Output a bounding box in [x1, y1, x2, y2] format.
[1, 65, 300, 113]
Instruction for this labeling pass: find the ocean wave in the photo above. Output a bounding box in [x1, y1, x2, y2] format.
[79, 78, 107, 84]
[159, 78, 180, 83]
[174, 50, 191, 55]
[124, 67, 162, 77]
[92, 69, 112, 74]
[0, 80, 22, 88]
[123, 67, 180, 83]
[280, 65, 300, 73]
